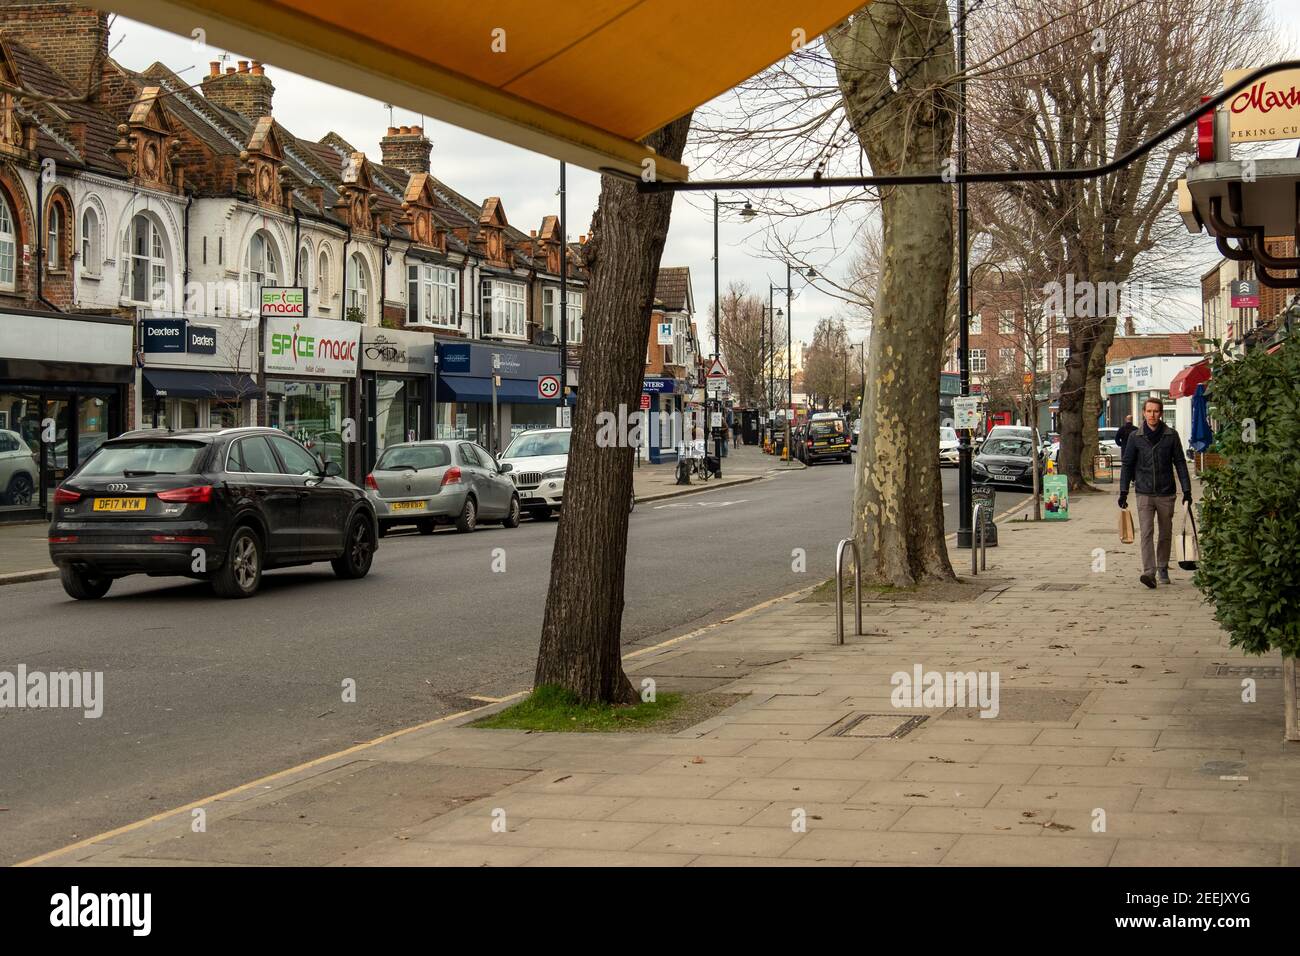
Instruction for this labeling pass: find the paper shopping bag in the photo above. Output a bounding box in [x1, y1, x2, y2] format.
[1178, 503, 1200, 571]
[1119, 507, 1135, 544]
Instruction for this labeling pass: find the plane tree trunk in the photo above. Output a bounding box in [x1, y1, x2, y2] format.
[829, 0, 957, 586]
[534, 115, 692, 704]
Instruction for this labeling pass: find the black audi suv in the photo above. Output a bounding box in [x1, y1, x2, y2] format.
[48, 427, 378, 600]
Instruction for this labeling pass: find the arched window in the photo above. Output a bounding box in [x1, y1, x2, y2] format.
[121, 213, 167, 304]
[347, 252, 369, 319]
[244, 229, 281, 311]
[47, 203, 63, 269]
[0, 192, 15, 290]
[297, 246, 310, 289]
[318, 248, 331, 306]
[81, 206, 100, 275]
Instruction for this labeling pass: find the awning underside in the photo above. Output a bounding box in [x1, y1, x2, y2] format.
[93, 0, 869, 180]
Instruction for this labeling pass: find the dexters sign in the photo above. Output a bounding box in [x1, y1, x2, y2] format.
[264, 315, 360, 377]
[141, 318, 186, 353]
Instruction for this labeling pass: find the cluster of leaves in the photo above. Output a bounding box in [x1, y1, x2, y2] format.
[1194, 340, 1300, 657]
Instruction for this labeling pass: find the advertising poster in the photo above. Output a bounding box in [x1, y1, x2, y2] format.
[1043, 474, 1069, 520]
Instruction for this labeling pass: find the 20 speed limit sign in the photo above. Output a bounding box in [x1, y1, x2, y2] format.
[537, 374, 561, 400]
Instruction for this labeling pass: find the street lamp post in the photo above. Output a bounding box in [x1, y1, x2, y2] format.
[713, 195, 756, 477]
[956, 0, 973, 549]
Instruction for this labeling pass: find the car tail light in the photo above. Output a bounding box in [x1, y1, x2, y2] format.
[156, 485, 214, 504]
[441, 466, 462, 487]
[151, 534, 215, 544]
[48, 535, 78, 544]
[53, 486, 81, 505]
[806, 439, 814, 447]
[365, 473, 379, 491]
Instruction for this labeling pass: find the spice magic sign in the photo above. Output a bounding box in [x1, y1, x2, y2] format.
[1224, 68, 1300, 143]
[264, 315, 360, 377]
[261, 286, 307, 317]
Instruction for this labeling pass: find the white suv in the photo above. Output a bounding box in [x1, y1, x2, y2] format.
[500, 427, 571, 520]
[0, 429, 37, 507]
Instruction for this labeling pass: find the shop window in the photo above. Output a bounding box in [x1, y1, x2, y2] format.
[268, 434, 321, 476]
[211, 400, 242, 429]
[81, 206, 100, 276]
[121, 214, 167, 305]
[0, 191, 17, 291]
[244, 229, 281, 312]
[407, 262, 459, 328]
[0, 392, 39, 510]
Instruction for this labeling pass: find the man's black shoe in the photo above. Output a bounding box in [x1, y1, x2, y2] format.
[1140, 573, 1157, 589]
[1158, 569, 1171, 585]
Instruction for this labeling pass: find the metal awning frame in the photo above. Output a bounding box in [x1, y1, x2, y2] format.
[636, 60, 1300, 194]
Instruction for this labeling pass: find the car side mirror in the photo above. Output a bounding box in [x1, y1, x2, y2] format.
[322, 460, 342, 478]
[499, 462, 513, 474]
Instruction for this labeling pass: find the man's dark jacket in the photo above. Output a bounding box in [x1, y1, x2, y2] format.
[1115, 421, 1137, 450]
[1120, 422, 1192, 497]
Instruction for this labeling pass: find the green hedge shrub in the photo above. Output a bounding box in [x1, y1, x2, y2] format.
[1194, 339, 1300, 657]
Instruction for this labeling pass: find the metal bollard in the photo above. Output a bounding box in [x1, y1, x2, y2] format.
[834, 537, 862, 645]
[971, 504, 985, 575]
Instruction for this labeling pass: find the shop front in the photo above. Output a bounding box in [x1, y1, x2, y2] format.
[436, 340, 564, 454]
[641, 375, 680, 463]
[360, 326, 436, 471]
[139, 315, 260, 430]
[262, 314, 361, 482]
[0, 309, 132, 520]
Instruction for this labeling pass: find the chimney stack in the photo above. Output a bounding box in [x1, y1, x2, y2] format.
[202, 59, 275, 121]
[380, 124, 432, 174]
[1, 3, 109, 98]
[1124, 315, 1136, 337]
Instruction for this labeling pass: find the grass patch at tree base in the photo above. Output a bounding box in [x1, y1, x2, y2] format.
[472, 684, 685, 733]
[799, 573, 1001, 604]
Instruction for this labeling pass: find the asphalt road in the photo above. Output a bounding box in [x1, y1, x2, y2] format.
[0, 459, 1027, 864]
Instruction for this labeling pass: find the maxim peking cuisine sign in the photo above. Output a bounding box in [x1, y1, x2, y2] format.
[264, 315, 360, 377]
[1223, 68, 1300, 144]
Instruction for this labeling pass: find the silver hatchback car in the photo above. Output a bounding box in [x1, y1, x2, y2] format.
[365, 440, 521, 535]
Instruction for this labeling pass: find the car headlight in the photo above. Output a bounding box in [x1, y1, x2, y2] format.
[542, 468, 567, 480]
[973, 462, 988, 472]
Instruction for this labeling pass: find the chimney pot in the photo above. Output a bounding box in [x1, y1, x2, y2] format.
[530, 229, 537, 238]
[387, 126, 399, 136]
[226, 67, 236, 75]
[251, 62, 265, 76]
[238, 60, 249, 73]
[209, 61, 220, 77]
[579, 235, 587, 244]
[411, 125, 423, 135]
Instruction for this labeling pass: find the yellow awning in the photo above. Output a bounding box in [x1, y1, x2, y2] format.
[93, 0, 871, 181]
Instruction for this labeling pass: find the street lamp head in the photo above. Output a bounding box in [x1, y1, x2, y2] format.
[776, 308, 784, 317]
[740, 201, 757, 220]
[805, 267, 818, 279]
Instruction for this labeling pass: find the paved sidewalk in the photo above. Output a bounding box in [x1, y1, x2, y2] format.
[27, 488, 1297, 867]
[0, 521, 54, 583]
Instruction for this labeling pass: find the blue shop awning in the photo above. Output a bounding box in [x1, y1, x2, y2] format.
[438, 376, 559, 405]
[143, 368, 260, 399]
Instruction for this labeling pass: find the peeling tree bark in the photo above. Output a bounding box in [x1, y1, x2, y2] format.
[533, 115, 692, 705]
[829, 0, 956, 587]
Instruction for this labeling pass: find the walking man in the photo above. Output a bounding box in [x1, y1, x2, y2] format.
[1118, 398, 1192, 588]
[1115, 414, 1137, 453]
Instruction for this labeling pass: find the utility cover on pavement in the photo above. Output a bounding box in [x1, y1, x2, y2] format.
[819, 713, 928, 739]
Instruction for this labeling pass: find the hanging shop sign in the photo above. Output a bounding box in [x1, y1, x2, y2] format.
[1223, 67, 1300, 145]
[260, 286, 307, 318]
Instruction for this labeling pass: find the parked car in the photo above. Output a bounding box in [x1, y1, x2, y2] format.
[803, 416, 852, 464]
[366, 440, 519, 535]
[973, 435, 1042, 489]
[981, 424, 1045, 460]
[48, 427, 378, 600]
[500, 427, 571, 520]
[939, 426, 959, 466]
[851, 419, 861, 451]
[0, 428, 37, 506]
[790, 422, 808, 462]
[1097, 426, 1122, 461]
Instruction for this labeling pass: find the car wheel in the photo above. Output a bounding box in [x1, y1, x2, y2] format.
[59, 566, 112, 600]
[376, 524, 388, 539]
[503, 494, 521, 528]
[6, 473, 34, 507]
[332, 514, 376, 579]
[212, 526, 262, 599]
[417, 519, 436, 535]
[455, 495, 478, 533]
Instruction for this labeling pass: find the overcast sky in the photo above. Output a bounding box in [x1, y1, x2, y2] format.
[107, 0, 1300, 355]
